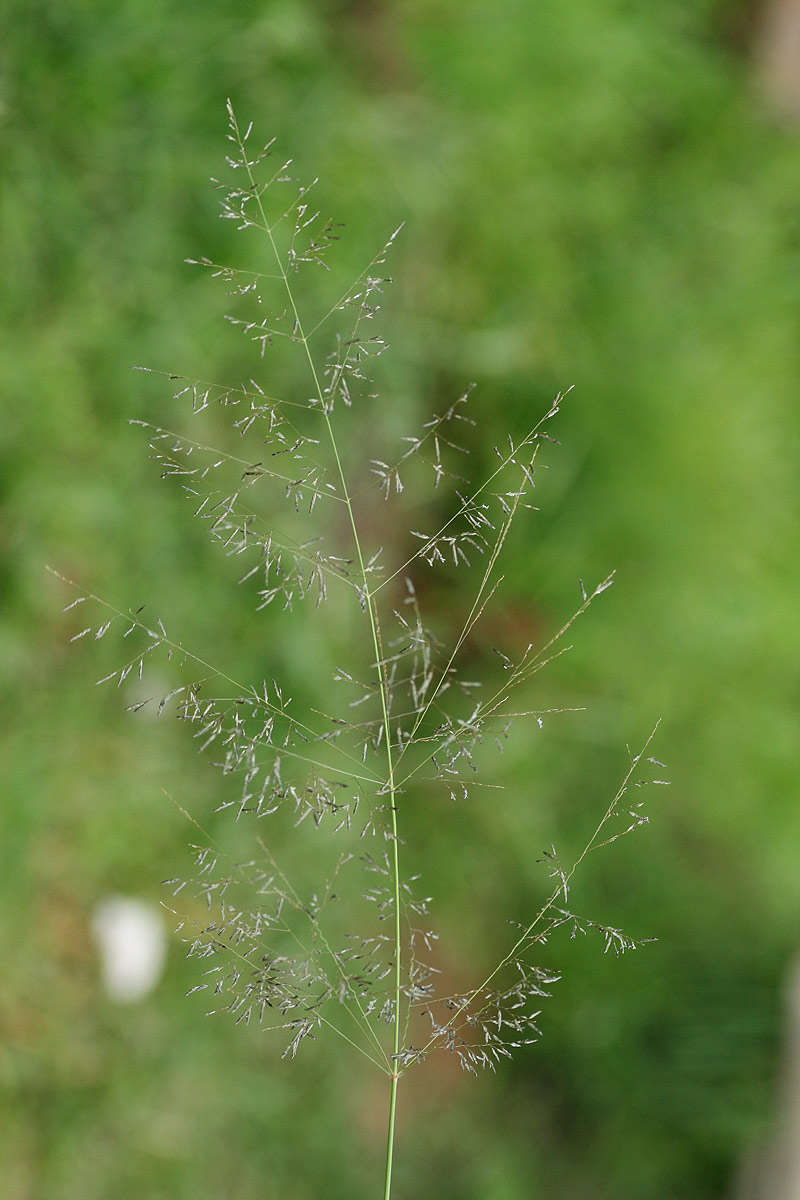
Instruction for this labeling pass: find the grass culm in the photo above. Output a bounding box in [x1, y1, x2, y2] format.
[54, 103, 665, 1198]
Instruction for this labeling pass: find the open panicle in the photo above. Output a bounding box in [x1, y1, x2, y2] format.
[55, 104, 661, 1200]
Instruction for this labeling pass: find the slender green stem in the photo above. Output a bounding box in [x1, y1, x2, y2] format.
[383, 1071, 399, 1200]
[233, 111, 404, 1194]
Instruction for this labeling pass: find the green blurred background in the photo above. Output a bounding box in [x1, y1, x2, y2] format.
[4, 1, 800, 1196]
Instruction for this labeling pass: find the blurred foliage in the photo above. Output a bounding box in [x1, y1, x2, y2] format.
[3, 0, 800, 1196]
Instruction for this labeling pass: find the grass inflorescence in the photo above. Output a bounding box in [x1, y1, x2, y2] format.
[54, 102, 664, 1198]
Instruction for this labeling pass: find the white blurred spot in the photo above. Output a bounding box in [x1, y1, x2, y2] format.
[92, 896, 167, 1003]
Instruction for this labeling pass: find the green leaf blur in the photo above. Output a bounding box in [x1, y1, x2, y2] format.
[4, 1, 799, 1196]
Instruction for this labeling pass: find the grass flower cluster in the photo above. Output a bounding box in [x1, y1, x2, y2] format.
[56, 103, 663, 1197]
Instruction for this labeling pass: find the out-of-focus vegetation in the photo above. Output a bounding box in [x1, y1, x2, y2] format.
[3, 1, 800, 1196]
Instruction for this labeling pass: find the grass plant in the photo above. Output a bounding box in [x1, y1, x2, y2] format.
[55, 103, 663, 1198]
